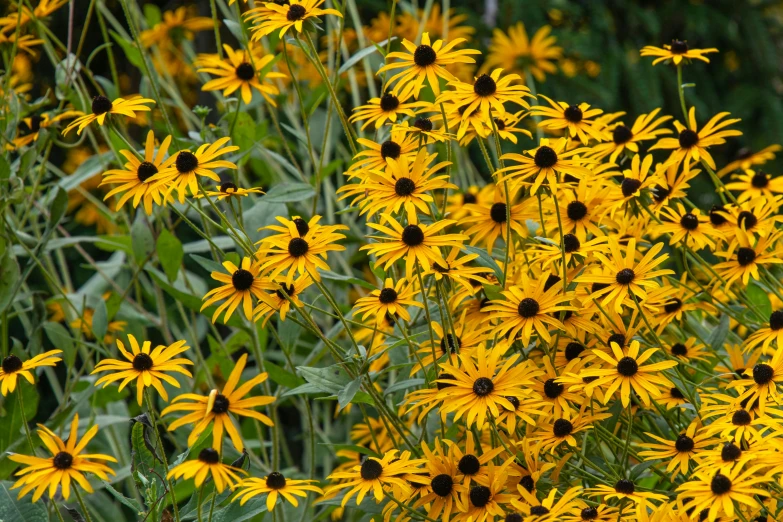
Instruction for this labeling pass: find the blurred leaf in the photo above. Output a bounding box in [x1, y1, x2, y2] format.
[43, 322, 76, 366]
[110, 30, 144, 69]
[143, 3, 161, 26]
[103, 481, 143, 514]
[746, 283, 772, 319]
[49, 187, 68, 229]
[265, 361, 305, 389]
[0, 481, 49, 522]
[190, 254, 224, 275]
[297, 365, 353, 395]
[0, 249, 20, 314]
[131, 217, 154, 263]
[91, 298, 108, 341]
[319, 270, 376, 290]
[462, 245, 503, 281]
[263, 182, 315, 203]
[231, 112, 256, 154]
[0, 155, 10, 180]
[0, 383, 39, 455]
[708, 314, 730, 351]
[337, 377, 362, 409]
[210, 497, 267, 522]
[157, 229, 184, 282]
[338, 37, 396, 74]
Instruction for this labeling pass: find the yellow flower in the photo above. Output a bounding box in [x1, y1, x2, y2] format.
[246, 0, 343, 40]
[167, 448, 245, 493]
[482, 23, 562, 82]
[197, 44, 285, 105]
[62, 96, 155, 136]
[0, 350, 62, 396]
[234, 473, 323, 511]
[640, 39, 718, 65]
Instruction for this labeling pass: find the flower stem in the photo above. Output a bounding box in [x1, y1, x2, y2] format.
[74, 486, 94, 522]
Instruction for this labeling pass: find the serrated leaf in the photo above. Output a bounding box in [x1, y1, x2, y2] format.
[263, 182, 315, 203]
[157, 229, 184, 282]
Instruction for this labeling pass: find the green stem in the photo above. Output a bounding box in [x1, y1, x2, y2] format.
[74, 486, 94, 522]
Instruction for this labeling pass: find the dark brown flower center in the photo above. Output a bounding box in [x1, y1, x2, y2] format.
[212, 393, 230, 413]
[132, 353, 154, 371]
[519, 475, 534, 493]
[566, 201, 588, 221]
[53, 451, 74, 469]
[564, 105, 583, 123]
[462, 192, 477, 204]
[671, 343, 688, 357]
[472, 377, 494, 396]
[458, 454, 480, 475]
[613, 124, 633, 144]
[670, 387, 685, 399]
[709, 205, 727, 226]
[680, 213, 699, 230]
[266, 471, 287, 489]
[563, 233, 580, 253]
[394, 177, 416, 196]
[220, 182, 238, 193]
[621, 178, 642, 197]
[534, 146, 558, 168]
[414, 117, 433, 131]
[615, 268, 635, 285]
[288, 237, 309, 257]
[607, 333, 626, 348]
[530, 506, 550, 516]
[276, 283, 296, 300]
[235, 62, 255, 81]
[440, 334, 461, 354]
[517, 298, 540, 318]
[380, 140, 401, 159]
[473, 74, 497, 97]
[286, 4, 306, 21]
[232, 268, 255, 290]
[617, 356, 639, 376]
[581, 507, 599, 520]
[652, 185, 670, 202]
[378, 288, 398, 304]
[553, 418, 573, 437]
[489, 202, 507, 223]
[738, 211, 757, 231]
[431, 474, 453, 497]
[710, 474, 732, 495]
[493, 118, 506, 131]
[615, 479, 635, 494]
[176, 151, 199, 173]
[92, 95, 113, 115]
[2, 355, 23, 373]
[664, 298, 683, 314]
[732, 409, 751, 426]
[413, 45, 437, 67]
[770, 311, 783, 331]
[721, 443, 742, 462]
[751, 171, 769, 189]
[469, 485, 491, 507]
[737, 247, 756, 266]
[401, 225, 424, 246]
[360, 458, 383, 480]
[293, 217, 310, 236]
[675, 434, 695, 452]
[198, 448, 221, 464]
[543, 378, 564, 399]
[753, 363, 774, 385]
[379, 93, 399, 112]
[670, 40, 689, 54]
[565, 342, 585, 361]
[678, 129, 699, 148]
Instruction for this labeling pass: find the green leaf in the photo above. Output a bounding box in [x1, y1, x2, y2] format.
[157, 229, 184, 282]
[131, 216, 154, 263]
[43, 322, 76, 366]
[746, 283, 772, 318]
[110, 30, 144, 69]
[0, 155, 10, 180]
[264, 361, 305, 389]
[49, 187, 68, 229]
[91, 298, 108, 341]
[297, 365, 353, 395]
[143, 3, 161, 26]
[103, 481, 143, 514]
[0, 382, 39, 455]
[190, 253, 224, 275]
[337, 377, 361, 409]
[708, 314, 730, 352]
[337, 37, 396, 74]
[263, 182, 315, 203]
[210, 496, 267, 522]
[462, 245, 503, 281]
[231, 112, 256, 154]
[0, 249, 20, 314]
[319, 270, 376, 290]
[0, 481, 49, 522]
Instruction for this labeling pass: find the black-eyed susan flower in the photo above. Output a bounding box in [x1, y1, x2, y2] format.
[745, 310, 783, 355]
[201, 257, 277, 323]
[511, 485, 583, 519]
[437, 344, 542, 428]
[545, 179, 609, 242]
[325, 449, 423, 507]
[603, 154, 666, 217]
[161, 353, 274, 452]
[677, 466, 771, 522]
[349, 91, 428, 130]
[461, 187, 532, 254]
[411, 440, 465, 522]
[168, 448, 245, 493]
[437, 68, 532, 119]
[529, 95, 606, 144]
[482, 23, 562, 82]
[486, 110, 532, 144]
[361, 212, 467, 279]
[649, 107, 741, 174]
[194, 181, 264, 201]
[589, 108, 673, 163]
[499, 137, 596, 195]
[589, 480, 667, 522]
[717, 144, 781, 178]
[654, 203, 722, 250]
[731, 344, 783, 415]
[410, 316, 492, 376]
[337, 149, 455, 218]
[197, 44, 285, 105]
[455, 462, 514, 522]
[353, 277, 422, 326]
[445, 432, 505, 488]
[246, 0, 343, 39]
[159, 138, 239, 203]
[483, 275, 575, 347]
[91, 335, 193, 405]
[724, 169, 783, 202]
[640, 40, 718, 65]
[349, 127, 419, 175]
[560, 503, 620, 522]
[713, 230, 783, 288]
[101, 130, 176, 215]
[62, 95, 155, 136]
[257, 215, 348, 283]
[253, 274, 313, 326]
[11, 110, 80, 148]
[582, 340, 679, 408]
[8, 414, 116, 501]
[638, 422, 712, 479]
[233, 472, 323, 511]
[717, 196, 783, 241]
[1, 349, 62, 396]
[379, 32, 481, 99]
[577, 237, 673, 313]
[531, 408, 610, 453]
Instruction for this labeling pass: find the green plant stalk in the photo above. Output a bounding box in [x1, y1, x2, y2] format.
[144, 389, 182, 522]
[74, 486, 95, 522]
